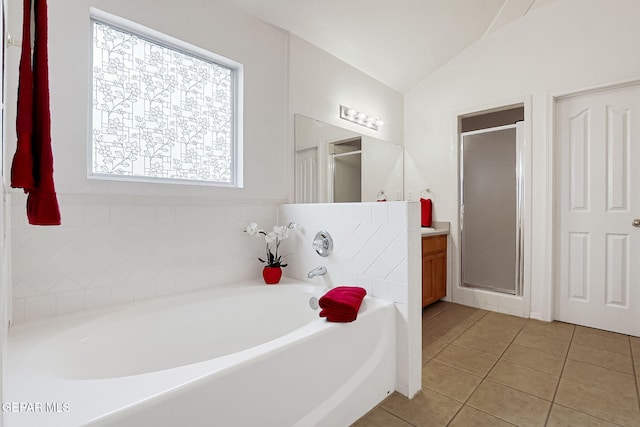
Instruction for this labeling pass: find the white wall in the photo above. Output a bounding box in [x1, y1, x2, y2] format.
[404, 0, 640, 320]
[289, 35, 403, 145]
[288, 36, 404, 202]
[5, 0, 290, 322]
[5, 0, 289, 200]
[278, 201, 422, 398]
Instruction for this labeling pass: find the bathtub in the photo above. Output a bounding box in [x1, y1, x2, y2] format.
[5, 279, 396, 426]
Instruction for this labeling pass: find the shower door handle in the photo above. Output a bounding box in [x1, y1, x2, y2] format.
[633, 219, 640, 228]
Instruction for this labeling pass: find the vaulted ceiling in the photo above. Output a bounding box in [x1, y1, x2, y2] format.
[221, 0, 557, 93]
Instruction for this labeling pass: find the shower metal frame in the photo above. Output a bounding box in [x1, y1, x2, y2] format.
[459, 122, 525, 296]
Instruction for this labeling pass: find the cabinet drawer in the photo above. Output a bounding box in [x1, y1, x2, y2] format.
[422, 235, 447, 253]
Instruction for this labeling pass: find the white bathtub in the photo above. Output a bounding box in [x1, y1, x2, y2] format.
[6, 279, 396, 426]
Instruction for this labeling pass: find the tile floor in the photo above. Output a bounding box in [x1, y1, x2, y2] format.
[353, 301, 640, 426]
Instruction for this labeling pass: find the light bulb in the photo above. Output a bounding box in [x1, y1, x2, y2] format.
[339, 105, 383, 131]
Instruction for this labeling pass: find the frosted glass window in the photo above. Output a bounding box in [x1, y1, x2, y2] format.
[90, 18, 240, 185]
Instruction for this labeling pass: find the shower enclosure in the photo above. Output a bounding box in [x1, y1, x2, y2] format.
[460, 122, 524, 295]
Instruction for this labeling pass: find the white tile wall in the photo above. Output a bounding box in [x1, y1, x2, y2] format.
[278, 201, 422, 398]
[10, 197, 422, 398]
[10, 193, 278, 324]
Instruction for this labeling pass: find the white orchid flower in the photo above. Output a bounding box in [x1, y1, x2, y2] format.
[245, 222, 260, 236]
[273, 225, 288, 240]
[265, 231, 277, 244]
[245, 221, 298, 268]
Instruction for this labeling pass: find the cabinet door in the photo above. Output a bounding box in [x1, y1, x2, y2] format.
[422, 253, 436, 307]
[434, 251, 447, 300]
[422, 235, 447, 307]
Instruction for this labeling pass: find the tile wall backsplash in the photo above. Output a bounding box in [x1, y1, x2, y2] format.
[278, 201, 422, 398]
[10, 193, 278, 324]
[10, 196, 422, 399]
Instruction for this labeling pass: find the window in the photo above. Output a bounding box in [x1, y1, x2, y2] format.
[90, 12, 242, 186]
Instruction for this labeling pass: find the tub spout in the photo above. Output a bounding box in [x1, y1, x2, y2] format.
[307, 266, 327, 278]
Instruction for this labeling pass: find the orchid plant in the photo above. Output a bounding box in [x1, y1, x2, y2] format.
[245, 222, 298, 268]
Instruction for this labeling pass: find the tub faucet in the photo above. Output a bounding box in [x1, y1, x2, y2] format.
[307, 266, 327, 278]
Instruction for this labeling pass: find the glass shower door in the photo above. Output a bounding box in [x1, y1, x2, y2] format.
[460, 123, 524, 294]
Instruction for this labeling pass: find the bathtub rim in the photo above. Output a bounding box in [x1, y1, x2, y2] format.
[6, 279, 393, 427]
[9, 277, 327, 337]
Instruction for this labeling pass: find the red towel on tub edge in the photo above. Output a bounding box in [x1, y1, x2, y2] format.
[319, 286, 367, 323]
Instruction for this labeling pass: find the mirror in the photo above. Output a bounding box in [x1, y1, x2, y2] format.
[294, 114, 403, 203]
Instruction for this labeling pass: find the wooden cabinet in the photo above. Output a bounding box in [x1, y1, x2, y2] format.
[422, 234, 447, 307]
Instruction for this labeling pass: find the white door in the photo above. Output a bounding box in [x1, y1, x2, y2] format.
[555, 84, 640, 336]
[295, 147, 318, 203]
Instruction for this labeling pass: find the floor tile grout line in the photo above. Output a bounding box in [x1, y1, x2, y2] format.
[550, 403, 626, 427]
[630, 337, 640, 413]
[423, 310, 490, 364]
[440, 310, 491, 425]
[563, 354, 636, 377]
[420, 387, 481, 427]
[551, 357, 640, 424]
[454, 405, 519, 427]
[449, 334, 518, 359]
[455, 374, 626, 426]
[495, 357, 560, 377]
[543, 323, 576, 426]
[422, 305, 486, 325]
[481, 316, 529, 373]
[562, 330, 636, 376]
[443, 312, 528, 426]
[514, 328, 572, 354]
[421, 301, 455, 322]
[458, 318, 554, 426]
[486, 321, 573, 375]
[472, 379, 557, 425]
[560, 358, 637, 401]
[447, 316, 556, 425]
[418, 304, 491, 425]
[570, 338, 635, 358]
[574, 324, 632, 339]
[380, 386, 467, 426]
[359, 305, 638, 427]
[422, 305, 640, 426]
[378, 406, 419, 427]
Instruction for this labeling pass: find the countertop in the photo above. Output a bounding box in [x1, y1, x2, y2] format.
[421, 221, 450, 237]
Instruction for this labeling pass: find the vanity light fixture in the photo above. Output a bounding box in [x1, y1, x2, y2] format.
[339, 105, 384, 131]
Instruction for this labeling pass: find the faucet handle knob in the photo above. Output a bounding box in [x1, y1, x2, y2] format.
[312, 239, 328, 251]
[312, 231, 333, 257]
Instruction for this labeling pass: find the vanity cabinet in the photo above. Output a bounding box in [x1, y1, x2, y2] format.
[422, 234, 447, 307]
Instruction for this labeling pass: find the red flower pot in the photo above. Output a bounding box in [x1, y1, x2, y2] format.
[262, 266, 282, 284]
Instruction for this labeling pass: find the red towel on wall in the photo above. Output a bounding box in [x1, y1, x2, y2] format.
[319, 286, 367, 322]
[420, 198, 432, 227]
[11, 0, 35, 190]
[11, 0, 61, 226]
